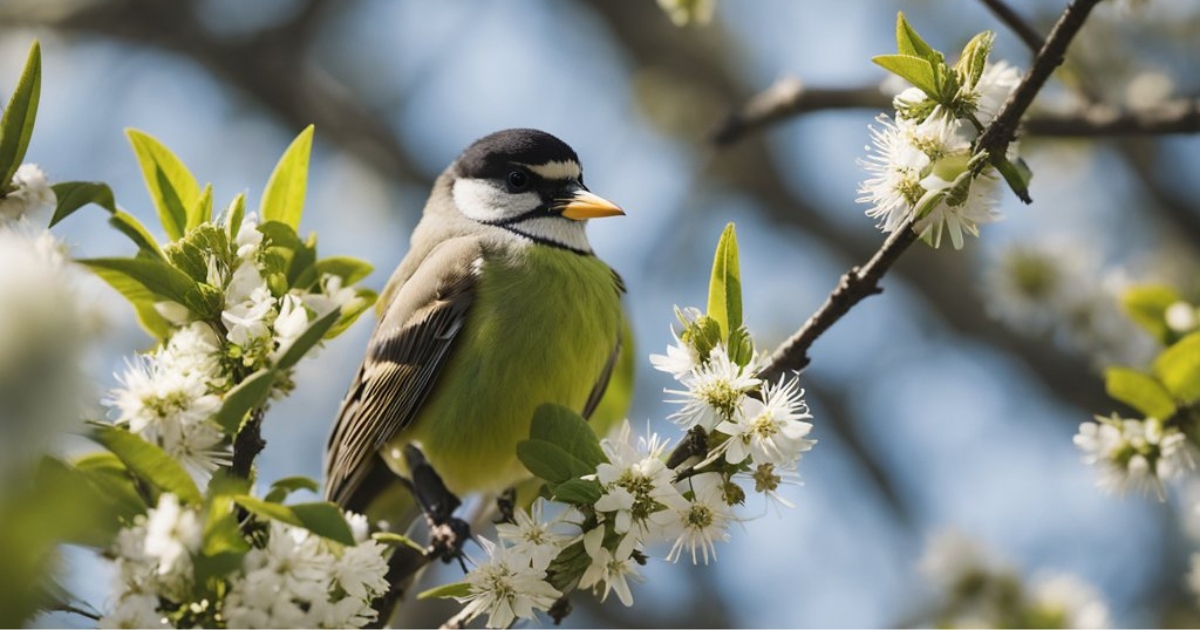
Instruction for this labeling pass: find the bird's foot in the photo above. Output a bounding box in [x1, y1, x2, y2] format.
[401, 444, 470, 570]
[494, 487, 517, 524]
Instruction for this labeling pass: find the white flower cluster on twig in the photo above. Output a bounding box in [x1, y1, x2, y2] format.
[858, 45, 1020, 249]
[1074, 413, 1197, 500]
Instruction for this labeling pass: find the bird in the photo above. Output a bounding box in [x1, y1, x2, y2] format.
[323, 128, 630, 539]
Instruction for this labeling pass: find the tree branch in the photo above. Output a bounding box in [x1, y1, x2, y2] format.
[979, 0, 1045, 54]
[231, 407, 266, 479]
[758, 0, 1106, 380]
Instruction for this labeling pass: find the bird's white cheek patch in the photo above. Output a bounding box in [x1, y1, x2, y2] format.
[452, 178, 540, 223]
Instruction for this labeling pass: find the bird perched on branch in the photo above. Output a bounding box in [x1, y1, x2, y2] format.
[324, 128, 630, 557]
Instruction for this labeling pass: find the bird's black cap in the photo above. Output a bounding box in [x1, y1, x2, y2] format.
[454, 128, 581, 180]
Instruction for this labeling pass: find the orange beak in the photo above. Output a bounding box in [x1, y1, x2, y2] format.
[558, 189, 625, 221]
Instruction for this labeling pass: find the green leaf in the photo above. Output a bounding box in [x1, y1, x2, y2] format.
[187, 182, 213, 233]
[553, 478, 603, 505]
[1105, 367, 1177, 420]
[90, 424, 202, 505]
[707, 223, 743, 348]
[85, 262, 173, 339]
[516, 440, 594, 486]
[290, 502, 357, 546]
[313, 255, 375, 286]
[72, 452, 147, 523]
[1154, 332, 1200, 405]
[49, 181, 166, 259]
[955, 30, 995, 89]
[274, 307, 340, 371]
[213, 369, 278, 434]
[895, 12, 939, 62]
[1122, 285, 1181, 344]
[418, 582, 472, 600]
[80, 256, 215, 317]
[126, 129, 201, 241]
[326, 288, 377, 340]
[260, 125, 314, 230]
[0, 41, 41, 186]
[48, 181, 116, 226]
[994, 155, 1033, 204]
[234, 496, 356, 545]
[111, 210, 166, 259]
[873, 54, 939, 97]
[225, 192, 246, 243]
[264, 476, 321, 503]
[529, 403, 606, 468]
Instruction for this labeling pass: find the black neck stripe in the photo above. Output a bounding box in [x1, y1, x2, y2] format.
[500, 224, 594, 256]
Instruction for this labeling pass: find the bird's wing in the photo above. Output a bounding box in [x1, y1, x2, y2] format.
[324, 237, 481, 508]
[581, 269, 628, 421]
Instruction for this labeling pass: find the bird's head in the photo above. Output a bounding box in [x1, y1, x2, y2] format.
[448, 128, 623, 254]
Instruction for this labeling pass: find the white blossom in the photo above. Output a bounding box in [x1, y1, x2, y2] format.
[963, 61, 1021, 126]
[1027, 572, 1111, 629]
[333, 540, 391, 601]
[143, 494, 202, 578]
[666, 345, 760, 431]
[0, 164, 56, 222]
[0, 228, 95, 476]
[496, 500, 571, 572]
[108, 353, 221, 438]
[915, 167, 1002, 250]
[857, 113, 928, 234]
[649, 329, 702, 379]
[271, 293, 310, 360]
[1074, 414, 1193, 499]
[302, 273, 358, 317]
[236, 215, 264, 260]
[457, 538, 561, 628]
[578, 528, 641, 607]
[1165, 300, 1198, 334]
[594, 422, 687, 543]
[715, 376, 815, 467]
[666, 473, 733, 565]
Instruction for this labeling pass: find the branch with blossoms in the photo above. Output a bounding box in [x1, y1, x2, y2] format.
[757, 1, 1105, 380]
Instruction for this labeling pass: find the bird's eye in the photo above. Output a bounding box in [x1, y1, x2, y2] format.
[506, 170, 529, 192]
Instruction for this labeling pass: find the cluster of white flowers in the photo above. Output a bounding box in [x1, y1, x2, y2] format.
[0, 163, 55, 223]
[1074, 413, 1197, 499]
[0, 200, 98, 480]
[100, 494, 200, 629]
[982, 241, 1157, 368]
[100, 494, 391, 629]
[455, 308, 816, 628]
[858, 56, 1020, 249]
[222, 216, 358, 369]
[104, 214, 360, 483]
[223, 520, 390, 628]
[918, 530, 1110, 628]
[107, 324, 228, 482]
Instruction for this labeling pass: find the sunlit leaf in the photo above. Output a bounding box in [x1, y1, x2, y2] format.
[90, 424, 202, 505]
[126, 129, 201, 241]
[0, 40, 41, 186]
[260, 125, 313, 231]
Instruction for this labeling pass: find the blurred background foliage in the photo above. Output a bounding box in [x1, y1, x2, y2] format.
[2, 0, 1198, 626]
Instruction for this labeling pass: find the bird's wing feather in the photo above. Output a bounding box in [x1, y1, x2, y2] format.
[324, 237, 481, 507]
[581, 268, 627, 420]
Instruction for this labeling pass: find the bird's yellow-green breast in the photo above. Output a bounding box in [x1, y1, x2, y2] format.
[382, 243, 623, 495]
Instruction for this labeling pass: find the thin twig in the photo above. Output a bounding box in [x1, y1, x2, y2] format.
[1024, 99, 1200, 136]
[757, 0, 1107, 381]
[759, 225, 918, 382]
[711, 83, 1197, 147]
[979, 0, 1045, 53]
[975, 0, 1106, 172]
